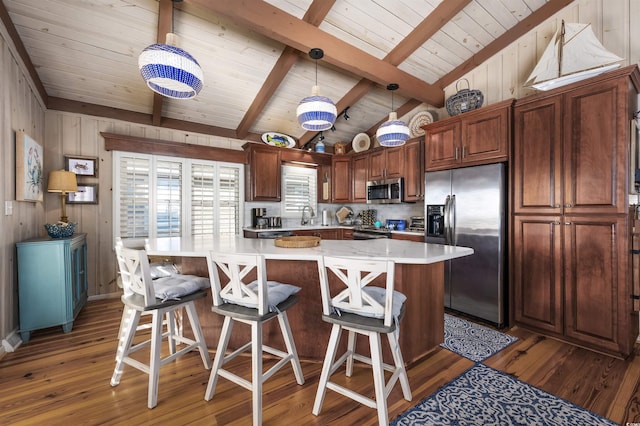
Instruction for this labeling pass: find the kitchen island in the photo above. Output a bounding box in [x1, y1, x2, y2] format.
[145, 236, 473, 365]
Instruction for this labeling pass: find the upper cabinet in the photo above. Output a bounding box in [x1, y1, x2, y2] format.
[244, 143, 332, 202]
[331, 156, 351, 203]
[403, 137, 424, 202]
[245, 143, 281, 201]
[513, 68, 635, 215]
[424, 99, 513, 171]
[351, 152, 369, 203]
[368, 146, 403, 180]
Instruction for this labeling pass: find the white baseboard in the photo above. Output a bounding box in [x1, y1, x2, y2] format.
[2, 330, 23, 353]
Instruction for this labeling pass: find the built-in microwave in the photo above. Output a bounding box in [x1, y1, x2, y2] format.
[366, 178, 403, 204]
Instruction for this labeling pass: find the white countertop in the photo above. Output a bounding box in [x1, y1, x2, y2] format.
[144, 235, 473, 265]
[243, 225, 425, 237]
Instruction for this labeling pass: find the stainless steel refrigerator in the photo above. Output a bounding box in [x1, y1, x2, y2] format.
[424, 163, 506, 326]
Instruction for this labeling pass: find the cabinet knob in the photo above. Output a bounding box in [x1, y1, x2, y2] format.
[565, 203, 573, 208]
[565, 222, 571, 225]
[553, 204, 560, 208]
[455, 147, 459, 160]
[462, 146, 466, 158]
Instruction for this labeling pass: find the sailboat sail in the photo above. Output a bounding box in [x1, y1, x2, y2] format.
[525, 21, 623, 91]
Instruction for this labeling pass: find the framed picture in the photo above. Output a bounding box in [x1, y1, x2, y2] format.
[67, 184, 98, 204]
[16, 130, 44, 202]
[65, 155, 98, 177]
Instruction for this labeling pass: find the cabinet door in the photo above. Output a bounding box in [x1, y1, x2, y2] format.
[512, 96, 563, 215]
[404, 137, 423, 201]
[512, 215, 563, 334]
[331, 157, 351, 203]
[368, 150, 385, 180]
[563, 80, 629, 214]
[384, 146, 404, 178]
[425, 121, 460, 171]
[563, 216, 629, 354]
[352, 153, 369, 202]
[246, 146, 281, 201]
[461, 104, 509, 165]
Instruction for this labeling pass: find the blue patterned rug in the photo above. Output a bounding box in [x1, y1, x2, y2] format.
[391, 364, 617, 425]
[441, 314, 518, 362]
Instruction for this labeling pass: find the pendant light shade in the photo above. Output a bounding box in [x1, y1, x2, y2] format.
[296, 48, 337, 131]
[296, 85, 337, 131]
[376, 83, 410, 147]
[139, 41, 203, 99]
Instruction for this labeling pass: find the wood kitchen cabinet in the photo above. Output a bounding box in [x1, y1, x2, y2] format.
[403, 137, 424, 201]
[245, 143, 281, 201]
[511, 65, 640, 358]
[351, 152, 369, 203]
[513, 76, 629, 215]
[331, 156, 351, 203]
[424, 99, 512, 171]
[368, 146, 403, 180]
[293, 228, 340, 240]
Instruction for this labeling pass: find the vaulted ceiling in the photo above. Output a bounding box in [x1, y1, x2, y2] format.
[1, 0, 574, 148]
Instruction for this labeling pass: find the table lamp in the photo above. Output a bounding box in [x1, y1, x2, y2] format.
[48, 170, 78, 222]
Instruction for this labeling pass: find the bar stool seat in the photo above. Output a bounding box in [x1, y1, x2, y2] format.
[111, 246, 212, 409]
[313, 256, 412, 426]
[204, 252, 304, 426]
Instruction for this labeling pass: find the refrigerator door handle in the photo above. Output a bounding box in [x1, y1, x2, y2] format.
[450, 194, 456, 245]
[444, 195, 451, 244]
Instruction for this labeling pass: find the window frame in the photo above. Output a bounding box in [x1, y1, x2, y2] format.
[113, 151, 244, 239]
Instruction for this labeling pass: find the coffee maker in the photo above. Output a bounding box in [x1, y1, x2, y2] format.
[251, 208, 268, 229]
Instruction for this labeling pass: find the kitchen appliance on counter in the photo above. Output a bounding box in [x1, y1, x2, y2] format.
[251, 208, 268, 229]
[424, 163, 506, 327]
[386, 219, 406, 231]
[408, 216, 425, 232]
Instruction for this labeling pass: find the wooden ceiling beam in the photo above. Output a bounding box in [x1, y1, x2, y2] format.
[436, 0, 575, 89]
[294, 0, 470, 147]
[190, 0, 444, 106]
[48, 96, 262, 142]
[236, 0, 336, 141]
[149, 0, 175, 127]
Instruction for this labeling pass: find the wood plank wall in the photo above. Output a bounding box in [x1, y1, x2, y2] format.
[2, 0, 640, 347]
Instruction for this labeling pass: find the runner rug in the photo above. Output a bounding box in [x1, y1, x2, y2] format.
[441, 314, 518, 362]
[391, 363, 617, 426]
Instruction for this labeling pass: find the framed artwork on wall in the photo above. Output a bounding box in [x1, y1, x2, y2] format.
[67, 184, 98, 204]
[16, 130, 44, 202]
[65, 155, 98, 177]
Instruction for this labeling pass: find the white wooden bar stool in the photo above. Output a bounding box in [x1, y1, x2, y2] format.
[111, 246, 212, 409]
[313, 256, 412, 426]
[204, 252, 305, 426]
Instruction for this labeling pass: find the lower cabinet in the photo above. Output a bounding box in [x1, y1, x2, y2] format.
[16, 233, 88, 342]
[512, 215, 636, 357]
[391, 232, 424, 242]
[293, 228, 340, 240]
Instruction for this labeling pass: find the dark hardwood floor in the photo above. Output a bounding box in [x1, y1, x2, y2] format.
[1, 297, 640, 425]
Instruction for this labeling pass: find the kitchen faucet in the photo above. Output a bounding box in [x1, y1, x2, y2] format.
[301, 205, 315, 225]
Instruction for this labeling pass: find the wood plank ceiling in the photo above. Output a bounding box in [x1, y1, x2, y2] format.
[1, 0, 574, 148]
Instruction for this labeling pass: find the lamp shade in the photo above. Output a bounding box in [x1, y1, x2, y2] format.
[138, 42, 203, 99]
[48, 170, 78, 193]
[376, 112, 410, 147]
[296, 85, 337, 131]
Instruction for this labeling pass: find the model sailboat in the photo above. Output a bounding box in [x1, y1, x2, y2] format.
[525, 21, 623, 91]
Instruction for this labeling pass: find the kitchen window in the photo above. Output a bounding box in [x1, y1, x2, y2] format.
[113, 152, 243, 238]
[281, 164, 317, 219]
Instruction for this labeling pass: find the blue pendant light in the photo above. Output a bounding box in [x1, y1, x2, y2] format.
[296, 48, 337, 131]
[138, 1, 203, 99]
[377, 84, 410, 147]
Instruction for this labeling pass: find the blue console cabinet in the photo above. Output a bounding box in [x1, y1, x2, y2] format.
[16, 233, 88, 342]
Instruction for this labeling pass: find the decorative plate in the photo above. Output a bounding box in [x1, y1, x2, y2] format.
[352, 133, 371, 153]
[408, 111, 434, 137]
[261, 132, 296, 148]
